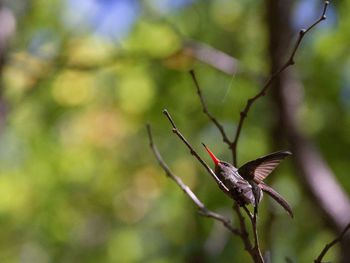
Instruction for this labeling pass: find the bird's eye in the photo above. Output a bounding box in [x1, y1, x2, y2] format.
[222, 163, 229, 167]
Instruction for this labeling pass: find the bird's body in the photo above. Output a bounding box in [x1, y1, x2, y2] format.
[203, 144, 293, 218]
[213, 160, 261, 207]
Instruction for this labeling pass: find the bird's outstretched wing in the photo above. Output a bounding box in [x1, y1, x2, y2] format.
[238, 151, 292, 183]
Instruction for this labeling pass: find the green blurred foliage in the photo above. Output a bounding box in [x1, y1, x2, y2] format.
[0, 0, 349, 262]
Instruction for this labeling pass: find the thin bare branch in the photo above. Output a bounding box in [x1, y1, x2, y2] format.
[314, 222, 350, 263]
[189, 70, 232, 146]
[234, 204, 263, 263]
[242, 205, 263, 262]
[231, 0, 329, 166]
[288, 1, 329, 65]
[162, 109, 231, 195]
[197, 208, 240, 235]
[252, 207, 263, 260]
[242, 206, 253, 220]
[146, 123, 240, 236]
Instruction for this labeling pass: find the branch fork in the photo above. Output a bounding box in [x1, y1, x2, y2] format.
[147, 1, 329, 262]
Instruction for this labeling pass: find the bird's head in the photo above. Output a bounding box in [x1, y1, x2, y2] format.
[202, 143, 237, 174]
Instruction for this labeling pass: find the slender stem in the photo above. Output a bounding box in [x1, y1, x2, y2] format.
[252, 206, 262, 258]
[242, 205, 263, 262]
[314, 222, 350, 263]
[233, 204, 251, 248]
[234, 204, 264, 263]
[189, 70, 232, 146]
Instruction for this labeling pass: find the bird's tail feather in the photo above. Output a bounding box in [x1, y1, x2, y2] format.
[259, 182, 294, 218]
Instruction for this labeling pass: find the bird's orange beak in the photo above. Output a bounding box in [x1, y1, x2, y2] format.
[202, 143, 220, 164]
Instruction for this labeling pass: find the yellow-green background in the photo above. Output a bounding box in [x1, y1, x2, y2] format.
[0, 0, 349, 262]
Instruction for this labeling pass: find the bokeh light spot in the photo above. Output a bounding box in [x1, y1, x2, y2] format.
[117, 70, 155, 114]
[66, 37, 114, 67]
[126, 21, 181, 57]
[52, 70, 95, 106]
[108, 229, 143, 262]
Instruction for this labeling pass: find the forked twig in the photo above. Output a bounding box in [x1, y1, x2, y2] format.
[189, 1, 329, 166]
[314, 222, 350, 263]
[150, 1, 330, 262]
[230, 0, 329, 166]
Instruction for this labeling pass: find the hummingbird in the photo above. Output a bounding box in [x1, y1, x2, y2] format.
[203, 144, 293, 218]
